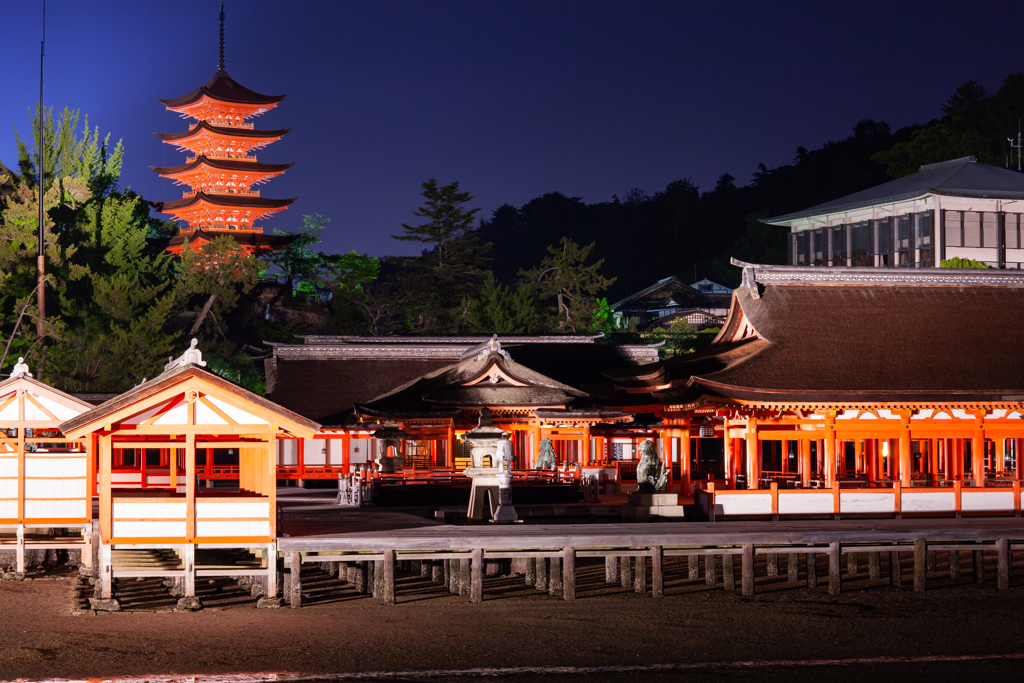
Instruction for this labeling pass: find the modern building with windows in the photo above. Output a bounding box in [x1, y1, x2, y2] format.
[764, 156, 1024, 269]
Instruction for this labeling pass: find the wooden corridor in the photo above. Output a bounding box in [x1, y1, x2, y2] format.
[276, 517, 1024, 605]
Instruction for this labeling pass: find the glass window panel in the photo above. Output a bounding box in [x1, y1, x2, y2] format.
[982, 212, 998, 248]
[915, 212, 932, 247]
[944, 211, 961, 247]
[811, 229, 824, 265]
[850, 222, 871, 266]
[964, 212, 982, 247]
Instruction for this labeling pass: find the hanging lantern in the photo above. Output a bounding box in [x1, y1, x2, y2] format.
[698, 420, 715, 438]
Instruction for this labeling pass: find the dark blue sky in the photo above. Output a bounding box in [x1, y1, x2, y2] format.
[3, 1, 1023, 257]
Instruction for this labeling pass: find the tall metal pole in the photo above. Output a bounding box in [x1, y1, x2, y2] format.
[36, 0, 46, 339]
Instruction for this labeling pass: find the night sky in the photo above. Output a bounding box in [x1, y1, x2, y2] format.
[3, 1, 1023, 257]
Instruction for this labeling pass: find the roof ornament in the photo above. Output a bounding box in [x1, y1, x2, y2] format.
[218, 2, 226, 72]
[477, 334, 511, 362]
[741, 266, 760, 300]
[11, 357, 32, 379]
[164, 338, 208, 372]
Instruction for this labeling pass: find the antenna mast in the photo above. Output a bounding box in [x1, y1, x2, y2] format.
[36, 0, 46, 341]
[1009, 120, 1022, 172]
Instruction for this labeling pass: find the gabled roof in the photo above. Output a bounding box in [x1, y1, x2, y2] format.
[154, 121, 291, 143]
[611, 276, 699, 312]
[150, 156, 294, 175]
[60, 362, 320, 438]
[0, 375, 94, 427]
[600, 262, 1024, 408]
[357, 347, 588, 418]
[158, 70, 286, 109]
[764, 157, 1024, 224]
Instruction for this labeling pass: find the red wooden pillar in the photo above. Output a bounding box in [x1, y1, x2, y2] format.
[745, 418, 759, 490]
[342, 433, 352, 474]
[297, 439, 305, 477]
[141, 447, 148, 489]
[448, 424, 457, 471]
[680, 425, 692, 496]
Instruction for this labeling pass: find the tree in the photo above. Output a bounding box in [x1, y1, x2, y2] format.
[264, 214, 330, 301]
[391, 179, 491, 330]
[176, 237, 265, 339]
[518, 237, 616, 333]
[459, 273, 537, 333]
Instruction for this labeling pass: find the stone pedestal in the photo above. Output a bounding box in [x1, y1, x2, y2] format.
[622, 492, 686, 519]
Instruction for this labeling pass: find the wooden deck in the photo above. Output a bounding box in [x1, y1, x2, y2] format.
[279, 517, 1024, 552]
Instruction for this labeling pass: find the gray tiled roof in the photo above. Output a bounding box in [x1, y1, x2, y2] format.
[764, 157, 1024, 224]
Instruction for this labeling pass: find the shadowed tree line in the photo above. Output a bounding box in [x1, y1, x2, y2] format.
[4, 73, 1021, 393]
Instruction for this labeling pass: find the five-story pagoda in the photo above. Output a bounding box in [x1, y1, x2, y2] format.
[152, 4, 296, 255]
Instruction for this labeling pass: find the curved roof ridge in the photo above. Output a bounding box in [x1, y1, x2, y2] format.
[158, 70, 286, 109]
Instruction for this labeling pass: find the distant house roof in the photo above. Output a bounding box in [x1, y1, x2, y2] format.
[690, 278, 732, 294]
[599, 262, 1024, 408]
[763, 157, 1024, 224]
[611, 277, 698, 312]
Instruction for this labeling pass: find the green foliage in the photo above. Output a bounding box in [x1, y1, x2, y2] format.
[459, 273, 538, 333]
[391, 179, 491, 330]
[518, 237, 616, 333]
[872, 75, 1024, 177]
[940, 257, 991, 269]
[266, 213, 331, 297]
[647, 319, 699, 359]
[592, 297, 613, 333]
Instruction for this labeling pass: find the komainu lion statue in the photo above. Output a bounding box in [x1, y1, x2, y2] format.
[535, 437, 557, 469]
[636, 438, 667, 493]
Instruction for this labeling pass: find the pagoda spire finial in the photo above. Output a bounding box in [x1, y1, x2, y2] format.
[218, 2, 225, 72]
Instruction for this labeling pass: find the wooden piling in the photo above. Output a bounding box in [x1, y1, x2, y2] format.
[741, 544, 754, 597]
[420, 560, 430, 578]
[949, 550, 960, 580]
[470, 548, 483, 603]
[806, 552, 817, 588]
[355, 562, 367, 594]
[688, 554, 699, 579]
[535, 557, 548, 591]
[869, 552, 880, 580]
[605, 556, 618, 583]
[706, 553, 718, 586]
[913, 540, 926, 592]
[847, 551, 857, 576]
[287, 551, 301, 608]
[890, 548, 902, 587]
[767, 552, 779, 578]
[460, 557, 471, 597]
[620, 555, 632, 588]
[975, 546, 986, 584]
[652, 546, 664, 597]
[787, 553, 798, 582]
[562, 547, 576, 601]
[634, 555, 647, 595]
[431, 561, 443, 583]
[549, 556, 562, 596]
[997, 538, 1009, 590]
[828, 541, 840, 595]
[383, 550, 396, 605]
[525, 558, 536, 586]
[723, 553, 735, 591]
[374, 559, 384, 597]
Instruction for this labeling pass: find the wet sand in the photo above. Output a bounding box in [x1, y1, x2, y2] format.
[3, 557, 1024, 681]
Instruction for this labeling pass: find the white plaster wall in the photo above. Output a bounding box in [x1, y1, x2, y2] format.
[25, 499, 86, 519]
[840, 492, 895, 514]
[778, 493, 833, 515]
[962, 491, 1014, 512]
[901, 491, 955, 512]
[716, 494, 771, 516]
[278, 439, 297, 466]
[350, 438, 371, 464]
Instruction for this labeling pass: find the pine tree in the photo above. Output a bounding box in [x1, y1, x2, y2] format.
[518, 238, 616, 333]
[391, 179, 491, 330]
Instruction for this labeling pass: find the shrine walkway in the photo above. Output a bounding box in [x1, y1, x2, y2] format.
[276, 512, 1024, 605]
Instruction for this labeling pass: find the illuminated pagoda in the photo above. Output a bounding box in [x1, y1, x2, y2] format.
[151, 4, 296, 255]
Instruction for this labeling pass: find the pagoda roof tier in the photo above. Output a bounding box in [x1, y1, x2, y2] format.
[150, 156, 294, 176]
[156, 192, 296, 213]
[155, 121, 290, 145]
[158, 70, 285, 115]
[161, 229, 298, 256]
